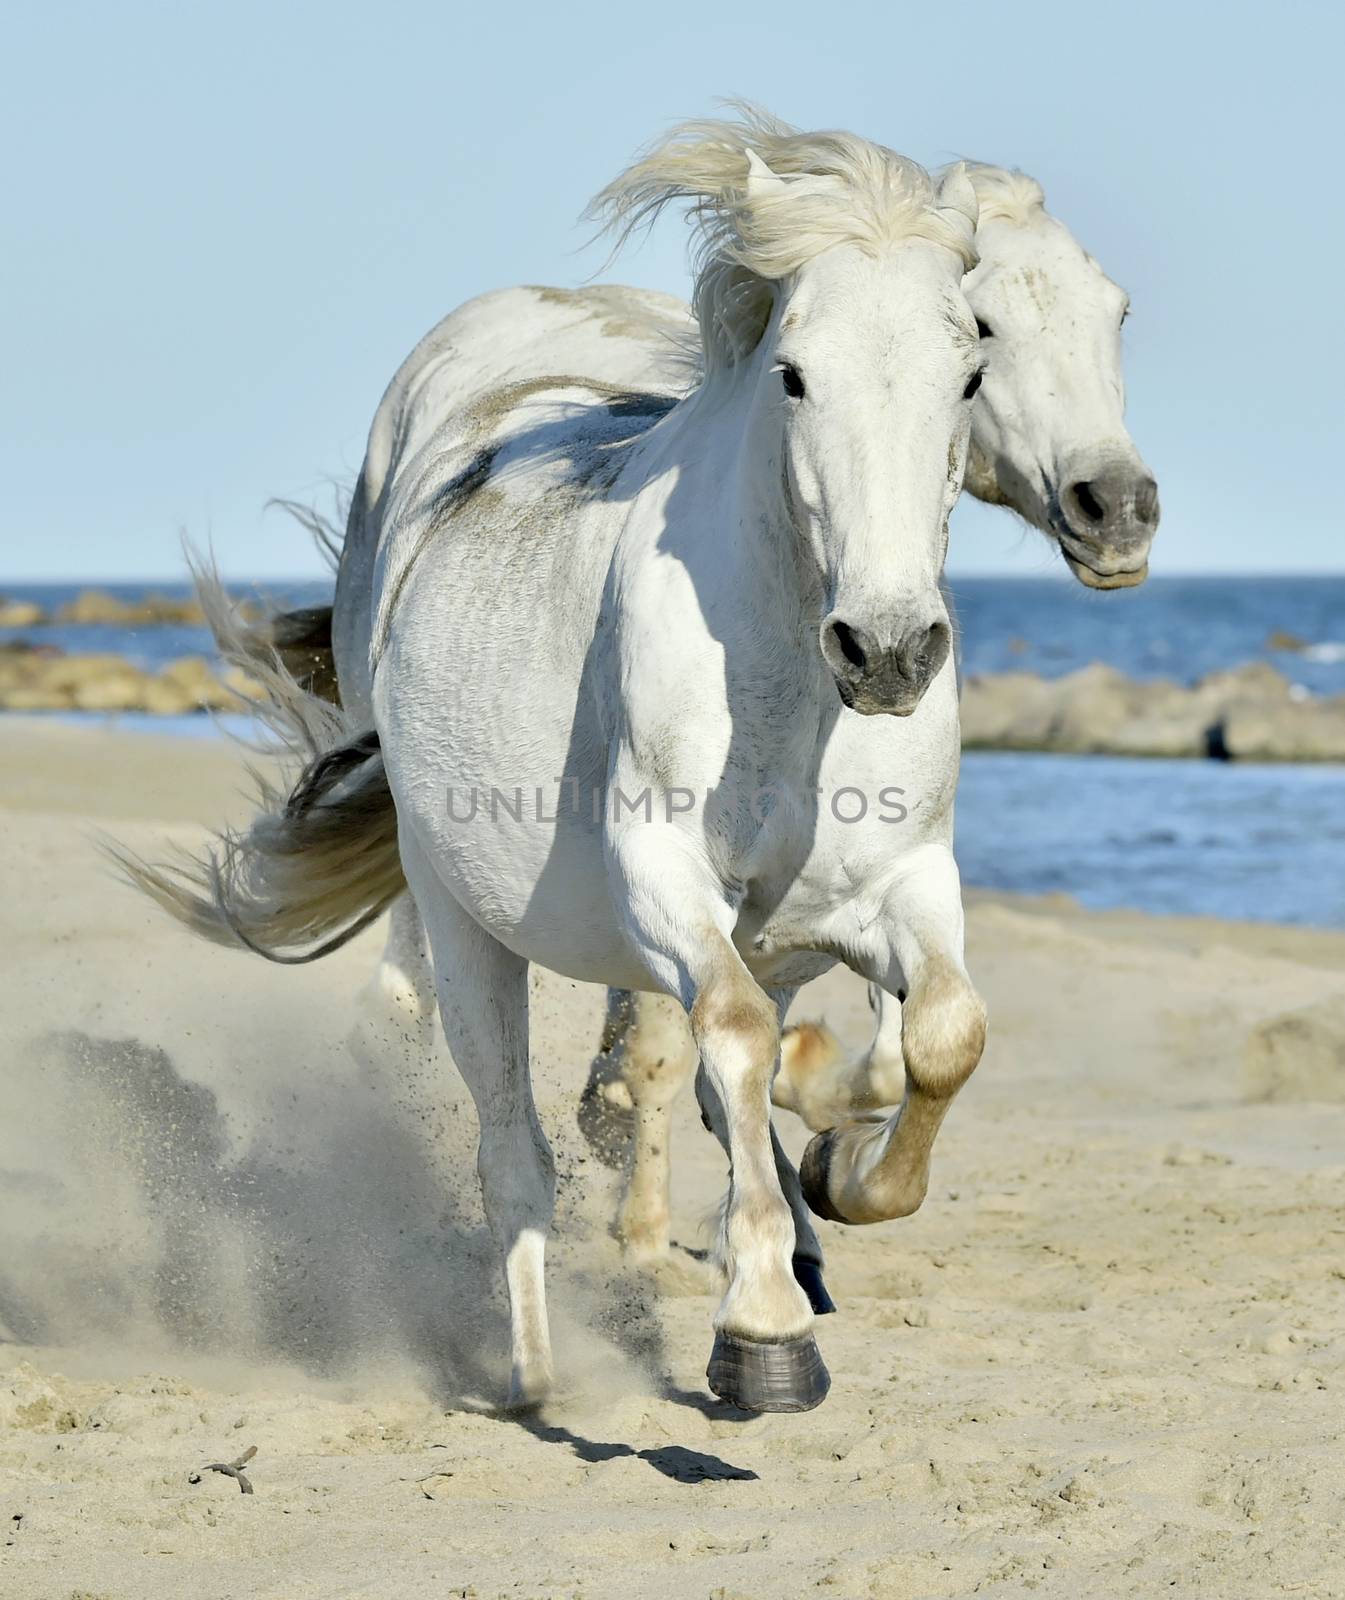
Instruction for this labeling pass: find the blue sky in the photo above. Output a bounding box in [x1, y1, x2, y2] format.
[5, 0, 1341, 581]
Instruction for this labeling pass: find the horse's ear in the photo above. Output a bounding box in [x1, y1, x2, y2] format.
[935, 162, 979, 232]
[744, 147, 786, 199]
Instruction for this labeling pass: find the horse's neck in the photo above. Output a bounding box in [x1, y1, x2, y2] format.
[643, 369, 820, 658]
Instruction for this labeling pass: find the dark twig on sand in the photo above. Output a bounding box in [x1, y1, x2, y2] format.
[188, 1444, 258, 1494]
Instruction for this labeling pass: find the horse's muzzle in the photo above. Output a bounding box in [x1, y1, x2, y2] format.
[1055, 457, 1159, 590]
[822, 615, 952, 716]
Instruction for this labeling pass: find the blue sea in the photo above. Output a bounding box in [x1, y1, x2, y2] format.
[4, 576, 1344, 928]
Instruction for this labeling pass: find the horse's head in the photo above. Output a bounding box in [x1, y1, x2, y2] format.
[757, 171, 983, 715]
[958, 166, 1158, 589]
[592, 110, 983, 715]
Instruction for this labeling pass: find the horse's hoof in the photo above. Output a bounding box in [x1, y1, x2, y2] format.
[504, 1358, 554, 1413]
[799, 1128, 849, 1223]
[792, 1256, 837, 1315]
[706, 1330, 831, 1413]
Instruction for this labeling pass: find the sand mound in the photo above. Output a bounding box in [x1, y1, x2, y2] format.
[1243, 997, 1345, 1103]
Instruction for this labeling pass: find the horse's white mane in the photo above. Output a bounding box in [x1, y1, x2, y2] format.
[588, 104, 979, 376]
[954, 163, 1047, 226]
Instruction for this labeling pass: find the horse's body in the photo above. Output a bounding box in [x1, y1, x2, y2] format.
[333, 162, 1161, 1264]
[331, 284, 693, 730]
[375, 368, 967, 992]
[125, 111, 996, 1410]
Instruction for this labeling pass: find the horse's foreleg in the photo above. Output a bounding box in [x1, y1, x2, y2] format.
[800, 851, 987, 1227]
[695, 994, 835, 1318]
[612, 838, 827, 1412]
[691, 969, 829, 1409]
[404, 835, 554, 1410]
[582, 985, 834, 1299]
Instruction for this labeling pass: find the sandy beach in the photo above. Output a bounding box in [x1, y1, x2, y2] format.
[2, 720, 1343, 1599]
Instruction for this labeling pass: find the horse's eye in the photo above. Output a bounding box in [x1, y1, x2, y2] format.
[1120, 305, 1130, 326]
[975, 318, 993, 339]
[963, 369, 984, 401]
[780, 363, 805, 400]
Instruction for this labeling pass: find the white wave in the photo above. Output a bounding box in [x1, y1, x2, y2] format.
[1303, 642, 1345, 664]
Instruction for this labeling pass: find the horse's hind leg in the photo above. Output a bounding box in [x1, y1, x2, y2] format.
[614, 992, 697, 1262]
[347, 894, 438, 1073]
[575, 989, 699, 1264]
[576, 990, 639, 1169]
[405, 839, 554, 1409]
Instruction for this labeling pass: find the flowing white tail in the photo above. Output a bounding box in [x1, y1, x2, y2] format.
[106, 560, 404, 964]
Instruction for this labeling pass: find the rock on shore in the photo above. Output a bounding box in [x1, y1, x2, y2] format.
[0, 647, 259, 714]
[0, 588, 261, 627]
[961, 661, 1345, 761]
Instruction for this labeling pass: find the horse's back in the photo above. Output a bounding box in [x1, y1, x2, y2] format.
[333, 285, 692, 720]
[368, 379, 676, 985]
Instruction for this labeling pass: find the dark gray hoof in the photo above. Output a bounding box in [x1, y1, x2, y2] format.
[792, 1256, 836, 1315]
[799, 1128, 848, 1223]
[706, 1330, 831, 1413]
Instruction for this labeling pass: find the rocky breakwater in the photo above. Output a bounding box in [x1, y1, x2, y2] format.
[961, 662, 1345, 761]
[0, 587, 269, 713]
[0, 588, 261, 627]
[0, 646, 259, 714]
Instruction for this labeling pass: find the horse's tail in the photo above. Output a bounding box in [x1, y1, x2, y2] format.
[237, 602, 341, 706]
[105, 559, 402, 964]
[236, 492, 347, 705]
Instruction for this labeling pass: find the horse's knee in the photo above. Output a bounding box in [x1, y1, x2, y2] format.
[780, 1021, 842, 1085]
[691, 982, 779, 1077]
[901, 961, 986, 1098]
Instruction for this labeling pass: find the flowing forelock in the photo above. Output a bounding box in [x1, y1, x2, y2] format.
[587, 105, 979, 377]
[951, 163, 1047, 226]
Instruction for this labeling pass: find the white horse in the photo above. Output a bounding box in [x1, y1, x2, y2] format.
[121, 109, 990, 1411]
[317, 158, 1159, 1273]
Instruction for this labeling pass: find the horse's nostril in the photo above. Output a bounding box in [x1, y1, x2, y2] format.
[829, 620, 869, 674]
[910, 621, 951, 680]
[1136, 476, 1159, 524]
[1070, 481, 1107, 524]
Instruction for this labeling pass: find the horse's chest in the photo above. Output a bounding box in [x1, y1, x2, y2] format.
[731, 736, 960, 983]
